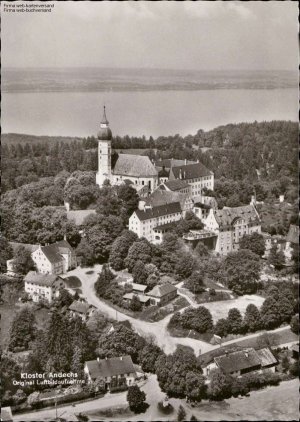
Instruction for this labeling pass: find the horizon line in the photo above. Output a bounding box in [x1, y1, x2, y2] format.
[2, 66, 296, 73]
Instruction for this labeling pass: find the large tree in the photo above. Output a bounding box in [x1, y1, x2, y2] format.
[9, 306, 36, 351]
[127, 385, 146, 412]
[125, 240, 153, 272]
[97, 325, 146, 363]
[240, 232, 265, 257]
[184, 271, 205, 294]
[226, 308, 243, 334]
[11, 246, 35, 275]
[94, 264, 115, 297]
[268, 244, 285, 270]
[109, 230, 137, 271]
[219, 249, 260, 295]
[64, 171, 99, 209]
[0, 236, 13, 273]
[207, 368, 232, 400]
[155, 347, 203, 399]
[243, 304, 262, 332]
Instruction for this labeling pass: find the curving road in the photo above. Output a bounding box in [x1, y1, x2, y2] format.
[64, 266, 215, 355]
[63, 266, 284, 356]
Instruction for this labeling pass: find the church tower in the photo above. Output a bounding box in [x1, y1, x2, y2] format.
[96, 106, 112, 187]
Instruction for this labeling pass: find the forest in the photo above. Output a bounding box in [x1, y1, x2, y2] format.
[2, 120, 298, 236]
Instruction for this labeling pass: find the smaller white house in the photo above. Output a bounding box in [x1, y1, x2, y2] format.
[146, 283, 177, 306]
[24, 271, 64, 303]
[84, 356, 137, 390]
[68, 300, 96, 321]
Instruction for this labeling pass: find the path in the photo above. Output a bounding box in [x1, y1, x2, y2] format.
[63, 266, 283, 356]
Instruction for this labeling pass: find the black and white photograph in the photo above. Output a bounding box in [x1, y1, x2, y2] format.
[1, 1, 299, 421]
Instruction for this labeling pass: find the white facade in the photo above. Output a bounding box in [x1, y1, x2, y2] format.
[96, 139, 112, 186]
[24, 278, 63, 303]
[205, 206, 261, 255]
[111, 173, 158, 192]
[32, 246, 64, 275]
[188, 175, 214, 197]
[129, 206, 183, 244]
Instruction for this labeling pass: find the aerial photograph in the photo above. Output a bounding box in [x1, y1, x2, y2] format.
[0, 1, 299, 421]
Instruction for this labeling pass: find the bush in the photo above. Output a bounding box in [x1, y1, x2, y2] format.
[157, 400, 174, 415]
[76, 413, 88, 422]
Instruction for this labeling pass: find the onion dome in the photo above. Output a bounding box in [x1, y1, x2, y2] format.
[97, 106, 112, 140]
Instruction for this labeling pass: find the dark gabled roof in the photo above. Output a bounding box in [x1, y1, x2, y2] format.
[143, 190, 187, 208]
[41, 244, 63, 264]
[256, 348, 278, 367]
[194, 202, 211, 210]
[9, 242, 39, 254]
[286, 225, 299, 244]
[69, 300, 91, 315]
[55, 239, 74, 253]
[147, 283, 177, 298]
[85, 355, 136, 379]
[214, 205, 260, 228]
[24, 271, 59, 287]
[158, 168, 170, 177]
[214, 348, 261, 374]
[66, 209, 97, 226]
[132, 283, 147, 292]
[134, 202, 182, 221]
[114, 320, 132, 329]
[171, 162, 213, 180]
[163, 179, 190, 191]
[155, 159, 196, 169]
[113, 154, 158, 177]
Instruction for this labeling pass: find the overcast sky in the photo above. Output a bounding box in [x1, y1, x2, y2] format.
[2, 1, 298, 71]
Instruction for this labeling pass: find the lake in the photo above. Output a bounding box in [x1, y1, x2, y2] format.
[2, 88, 298, 138]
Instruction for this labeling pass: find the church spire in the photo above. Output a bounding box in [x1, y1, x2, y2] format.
[101, 105, 109, 125]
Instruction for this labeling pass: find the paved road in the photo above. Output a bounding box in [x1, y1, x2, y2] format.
[12, 376, 299, 421]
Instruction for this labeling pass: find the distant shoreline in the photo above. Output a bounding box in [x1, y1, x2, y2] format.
[2, 68, 297, 93]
